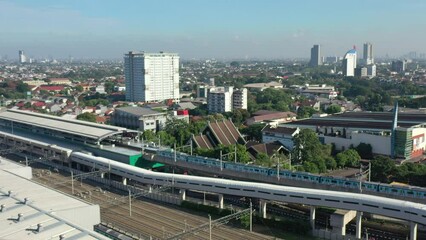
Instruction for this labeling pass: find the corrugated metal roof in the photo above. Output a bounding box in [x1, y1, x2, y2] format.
[0, 158, 107, 240]
[0, 110, 130, 141]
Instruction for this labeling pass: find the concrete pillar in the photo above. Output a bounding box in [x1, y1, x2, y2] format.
[355, 211, 362, 239]
[100, 172, 105, 179]
[330, 210, 356, 238]
[310, 206, 316, 230]
[122, 177, 127, 185]
[179, 189, 186, 201]
[259, 200, 267, 219]
[410, 222, 418, 240]
[218, 194, 224, 209]
[148, 185, 152, 193]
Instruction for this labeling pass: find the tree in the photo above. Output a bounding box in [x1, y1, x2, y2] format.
[297, 106, 317, 119]
[371, 156, 396, 183]
[104, 81, 115, 93]
[324, 156, 337, 170]
[325, 104, 341, 114]
[164, 118, 192, 146]
[142, 130, 156, 141]
[16, 81, 30, 93]
[240, 123, 266, 142]
[76, 112, 97, 122]
[355, 143, 373, 159]
[336, 149, 360, 168]
[292, 128, 324, 164]
[75, 85, 84, 92]
[256, 152, 270, 166]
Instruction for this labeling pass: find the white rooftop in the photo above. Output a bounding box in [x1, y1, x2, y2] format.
[0, 158, 106, 240]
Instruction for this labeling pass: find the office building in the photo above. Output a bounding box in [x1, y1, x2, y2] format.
[18, 50, 26, 64]
[342, 48, 357, 77]
[355, 67, 368, 78]
[124, 51, 180, 103]
[367, 64, 377, 78]
[392, 60, 407, 73]
[309, 45, 322, 67]
[363, 42, 374, 65]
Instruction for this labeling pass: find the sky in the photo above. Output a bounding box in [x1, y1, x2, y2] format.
[0, 0, 425, 60]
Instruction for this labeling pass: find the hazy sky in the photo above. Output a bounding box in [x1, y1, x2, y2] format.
[0, 0, 425, 60]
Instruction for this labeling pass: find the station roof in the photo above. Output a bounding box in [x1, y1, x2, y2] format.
[0, 109, 135, 142]
[0, 158, 107, 240]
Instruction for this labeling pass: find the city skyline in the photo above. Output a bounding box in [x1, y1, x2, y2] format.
[1, 0, 426, 59]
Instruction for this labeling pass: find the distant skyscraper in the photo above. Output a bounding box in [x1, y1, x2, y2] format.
[363, 43, 374, 65]
[124, 51, 180, 103]
[18, 50, 26, 64]
[391, 60, 407, 73]
[309, 45, 322, 67]
[342, 48, 357, 77]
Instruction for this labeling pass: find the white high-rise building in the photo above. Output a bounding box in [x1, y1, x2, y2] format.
[208, 87, 233, 113]
[363, 42, 374, 65]
[124, 51, 180, 103]
[207, 87, 248, 113]
[18, 50, 26, 64]
[232, 88, 248, 110]
[342, 48, 357, 77]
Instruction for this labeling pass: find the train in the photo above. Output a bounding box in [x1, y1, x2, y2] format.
[155, 149, 426, 199]
[69, 151, 426, 225]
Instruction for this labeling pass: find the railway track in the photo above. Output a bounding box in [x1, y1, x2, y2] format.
[31, 166, 275, 240]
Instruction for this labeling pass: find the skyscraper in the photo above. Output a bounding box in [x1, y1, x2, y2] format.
[124, 51, 180, 103]
[342, 48, 357, 77]
[363, 42, 374, 65]
[309, 45, 322, 67]
[18, 50, 26, 64]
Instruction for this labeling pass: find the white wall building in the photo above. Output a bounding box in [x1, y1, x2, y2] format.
[342, 48, 357, 77]
[207, 87, 248, 113]
[125, 51, 180, 103]
[18, 50, 26, 64]
[207, 87, 233, 113]
[233, 88, 248, 110]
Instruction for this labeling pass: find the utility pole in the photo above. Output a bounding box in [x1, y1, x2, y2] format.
[190, 140, 193, 155]
[71, 171, 74, 195]
[174, 143, 177, 162]
[234, 145, 237, 163]
[209, 214, 212, 240]
[220, 150, 223, 171]
[368, 161, 371, 182]
[249, 201, 253, 232]
[359, 164, 362, 193]
[128, 189, 132, 217]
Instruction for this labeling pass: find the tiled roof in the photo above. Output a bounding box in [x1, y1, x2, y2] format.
[193, 119, 245, 149]
[262, 125, 298, 135]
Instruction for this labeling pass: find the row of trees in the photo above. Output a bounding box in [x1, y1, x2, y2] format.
[371, 156, 426, 186]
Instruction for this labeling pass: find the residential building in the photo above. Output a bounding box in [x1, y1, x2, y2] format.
[342, 48, 357, 77]
[207, 87, 233, 113]
[363, 42, 374, 65]
[232, 88, 248, 110]
[49, 78, 72, 86]
[124, 51, 180, 103]
[262, 125, 300, 151]
[197, 83, 209, 98]
[207, 86, 248, 113]
[110, 106, 167, 132]
[310, 45, 322, 67]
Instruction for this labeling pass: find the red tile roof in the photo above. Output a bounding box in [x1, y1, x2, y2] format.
[37, 85, 65, 91]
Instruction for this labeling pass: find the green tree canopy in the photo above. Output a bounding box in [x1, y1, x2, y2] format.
[76, 112, 97, 123]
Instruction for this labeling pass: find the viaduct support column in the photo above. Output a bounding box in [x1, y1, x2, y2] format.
[218, 194, 224, 209]
[179, 189, 186, 201]
[310, 206, 316, 231]
[100, 172, 105, 179]
[410, 222, 418, 240]
[355, 211, 362, 239]
[122, 177, 127, 185]
[259, 200, 267, 219]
